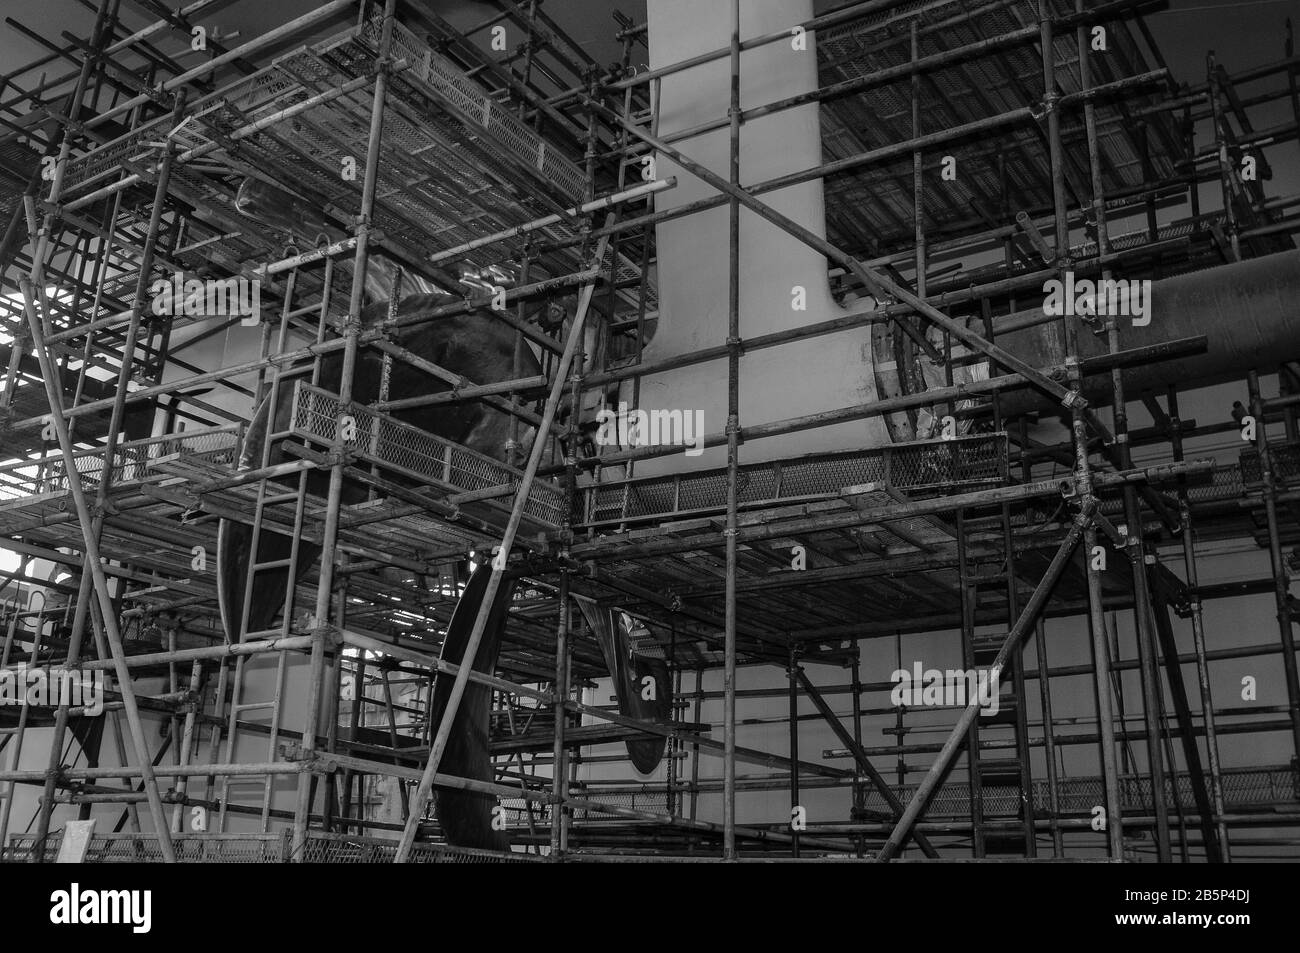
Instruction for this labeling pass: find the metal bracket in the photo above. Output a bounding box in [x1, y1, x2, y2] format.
[1031, 91, 1059, 121]
[1060, 390, 1088, 411]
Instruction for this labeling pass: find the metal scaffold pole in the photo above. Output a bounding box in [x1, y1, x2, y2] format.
[0, 0, 1297, 864]
[32, 85, 189, 854]
[24, 0, 131, 858]
[1167, 386, 1230, 861]
[722, 0, 742, 863]
[18, 274, 178, 862]
[877, 508, 1094, 861]
[12, 0, 176, 862]
[290, 0, 396, 860]
[1072, 0, 1124, 860]
[1248, 371, 1300, 763]
[393, 223, 613, 863]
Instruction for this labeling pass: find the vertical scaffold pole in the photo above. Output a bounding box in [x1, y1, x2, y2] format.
[18, 0, 175, 861]
[877, 509, 1092, 860]
[16, 294, 177, 860]
[1167, 387, 1229, 860]
[393, 224, 614, 863]
[1248, 371, 1300, 762]
[28, 0, 139, 855]
[1072, 0, 1125, 861]
[549, 568, 571, 856]
[291, 0, 399, 859]
[721, 0, 742, 864]
[787, 650, 800, 859]
[1207, 52, 1241, 261]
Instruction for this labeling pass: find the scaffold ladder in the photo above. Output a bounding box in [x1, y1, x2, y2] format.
[219, 258, 333, 832]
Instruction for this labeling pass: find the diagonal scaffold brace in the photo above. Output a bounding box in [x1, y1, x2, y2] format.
[585, 98, 1093, 418]
[16, 281, 178, 862]
[392, 223, 615, 863]
[875, 499, 1097, 861]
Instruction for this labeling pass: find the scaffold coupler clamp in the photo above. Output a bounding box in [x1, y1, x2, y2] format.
[280, 741, 319, 768]
[123, 156, 158, 186]
[144, 82, 170, 107]
[38, 198, 69, 235]
[176, 689, 202, 716]
[304, 616, 342, 650]
[58, 113, 87, 141]
[1031, 91, 1059, 122]
[1060, 389, 1087, 412]
[320, 447, 355, 469]
[725, 411, 741, 445]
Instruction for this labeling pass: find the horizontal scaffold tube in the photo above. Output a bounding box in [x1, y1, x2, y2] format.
[568, 459, 1213, 560]
[552, 339, 1204, 476]
[658, 1, 1154, 145]
[6, 268, 600, 432]
[0, 635, 317, 674]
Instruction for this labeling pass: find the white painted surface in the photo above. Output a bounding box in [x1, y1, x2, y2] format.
[639, 0, 888, 475]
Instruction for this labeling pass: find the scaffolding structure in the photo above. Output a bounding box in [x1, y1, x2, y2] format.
[0, 0, 1297, 863]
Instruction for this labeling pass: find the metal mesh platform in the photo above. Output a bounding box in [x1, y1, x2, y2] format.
[817, 0, 1180, 258]
[1239, 440, 1300, 487]
[3, 832, 287, 863]
[861, 764, 1299, 817]
[3, 830, 536, 863]
[363, 15, 587, 202]
[291, 381, 565, 528]
[584, 432, 1009, 526]
[0, 427, 240, 535]
[299, 831, 539, 863]
[54, 10, 655, 320]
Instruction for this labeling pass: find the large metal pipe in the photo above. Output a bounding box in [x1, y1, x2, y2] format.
[988, 250, 1300, 417]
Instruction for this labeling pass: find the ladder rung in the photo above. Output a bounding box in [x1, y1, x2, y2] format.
[232, 701, 277, 713]
[251, 558, 293, 571]
[978, 760, 1023, 782]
